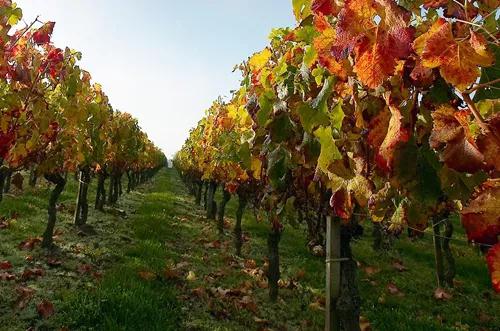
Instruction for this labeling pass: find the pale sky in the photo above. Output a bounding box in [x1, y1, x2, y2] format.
[17, 1, 295, 157]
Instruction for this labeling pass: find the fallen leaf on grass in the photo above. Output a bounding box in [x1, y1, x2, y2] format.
[77, 264, 93, 274]
[238, 295, 258, 313]
[391, 260, 408, 272]
[244, 259, 257, 269]
[360, 316, 371, 331]
[164, 267, 182, 280]
[37, 299, 55, 318]
[46, 258, 62, 267]
[0, 219, 10, 229]
[364, 266, 381, 276]
[0, 260, 13, 270]
[14, 286, 35, 310]
[21, 267, 45, 280]
[18, 237, 42, 251]
[191, 287, 206, 298]
[0, 272, 16, 281]
[186, 271, 197, 281]
[434, 288, 452, 301]
[204, 240, 221, 249]
[387, 282, 404, 296]
[295, 269, 306, 280]
[138, 271, 156, 281]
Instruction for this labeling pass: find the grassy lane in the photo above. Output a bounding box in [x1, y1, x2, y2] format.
[1, 169, 499, 330]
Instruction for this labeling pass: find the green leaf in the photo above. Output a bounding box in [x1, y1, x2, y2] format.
[477, 99, 500, 118]
[257, 92, 274, 127]
[269, 112, 294, 143]
[266, 146, 289, 190]
[238, 142, 251, 169]
[295, 25, 317, 43]
[297, 102, 329, 134]
[292, 0, 312, 22]
[330, 100, 344, 131]
[314, 126, 341, 174]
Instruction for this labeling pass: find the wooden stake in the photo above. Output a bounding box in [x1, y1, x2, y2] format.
[326, 216, 342, 331]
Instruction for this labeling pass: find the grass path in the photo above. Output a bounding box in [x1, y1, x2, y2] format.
[1, 169, 499, 330]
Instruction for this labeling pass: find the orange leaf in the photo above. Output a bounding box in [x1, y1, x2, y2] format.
[414, 19, 493, 90]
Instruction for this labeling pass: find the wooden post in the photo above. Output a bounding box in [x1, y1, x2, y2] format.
[326, 216, 342, 331]
[432, 218, 445, 288]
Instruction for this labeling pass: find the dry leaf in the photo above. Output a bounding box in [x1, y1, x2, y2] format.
[186, 271, 197, 281]
[0, 260, 13, 270]
[434, 287, 452, 301]
[37, 299, 55, 318]
[138, 271, 156, 281]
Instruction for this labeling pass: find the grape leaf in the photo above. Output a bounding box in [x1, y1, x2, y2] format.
[32, 22, 55, 45]
[461, 179, 500, 246]
[414, 19, 494, 91]
[430, 105, 485, 173]
[314, 126, 342, 175]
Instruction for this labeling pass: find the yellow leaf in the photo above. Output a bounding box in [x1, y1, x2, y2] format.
[249, 48, 271, 72]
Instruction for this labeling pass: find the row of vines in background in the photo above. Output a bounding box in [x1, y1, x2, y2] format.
[175, 0, 499, 330]
[0, 1, 166, 248]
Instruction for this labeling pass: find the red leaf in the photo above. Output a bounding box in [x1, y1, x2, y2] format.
[37, 299, 55, 319]
[461, 179, 500, 246]
[18, 237, 42, 250]
[21, 267, 45, 280]
[32, 22, 55, 45]
[486, 243, 500, 293]
[0, 260, 12, 270]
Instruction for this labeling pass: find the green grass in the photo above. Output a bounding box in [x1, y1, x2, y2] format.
[0, 169, 498, 330]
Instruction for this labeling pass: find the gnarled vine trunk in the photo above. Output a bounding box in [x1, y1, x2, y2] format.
[3, 168, 12, 193]
[74, 168, 91, 226]
[95, 171, 107, 211]
[267, 225, 282, 302]
[217, 188, 231, 237]
[206, 181, 217, 219]
[42, 174, 66, 248]
[234, 194, 247, 256]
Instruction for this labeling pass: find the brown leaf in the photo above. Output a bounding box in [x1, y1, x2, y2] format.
[434, 287, 452, 301]
[204, 240, 221, 249]
[37, 299, 55, 319]
[360, 316, 372, 331]
[0, 260, 13, 270]
[391, 260, 408, 272]
[46, 258, 62, 267]
[164, 267, 181, 280]
[18, 237, 41, 250]
[21, 267, 45, 280]
[295, 269, 306, 280]
[364, 266, 381, 276]
[0, 272, 16, 281]
[244, 259, 257, 269]
[138, 271, 156, 281]
[191, 287, 206, 298]
[77, 264, 93, 274]
[387, 282, 404, 296]
[14, 286, 35, 310]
